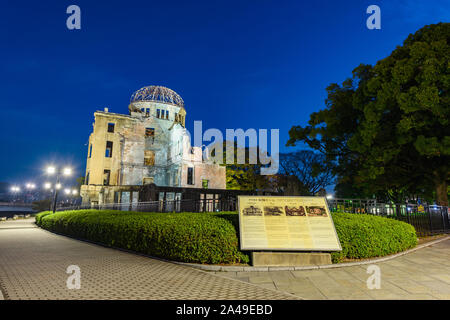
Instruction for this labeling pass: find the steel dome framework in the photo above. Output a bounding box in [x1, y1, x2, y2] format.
[130, 85, 185, 108]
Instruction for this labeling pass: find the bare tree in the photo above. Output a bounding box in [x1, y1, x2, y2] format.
[279, 150, 335, 195]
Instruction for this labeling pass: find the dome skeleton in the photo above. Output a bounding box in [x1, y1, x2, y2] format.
[130, 85, 185, 108]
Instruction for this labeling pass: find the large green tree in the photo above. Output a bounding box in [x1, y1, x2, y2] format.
[288, 23, 450, 205]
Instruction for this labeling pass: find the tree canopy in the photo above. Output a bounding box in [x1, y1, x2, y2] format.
[279, 151, 335, 195]
[287, 23, 450, 205]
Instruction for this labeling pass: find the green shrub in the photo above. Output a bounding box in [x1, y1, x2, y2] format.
[36, 210, 417, 265]
[330, 212, 417, 263]
[35, 211, 53, 225]
[36, 210, 249, 264]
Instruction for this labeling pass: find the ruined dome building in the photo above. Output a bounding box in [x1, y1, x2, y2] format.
[80, 85, 226, 206]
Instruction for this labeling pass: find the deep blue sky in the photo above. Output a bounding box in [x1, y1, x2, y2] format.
[0, 0, 448, 185]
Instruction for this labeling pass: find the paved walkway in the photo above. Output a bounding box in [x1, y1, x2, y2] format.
[0, 219, 294, 300]
[217, 239, 450, 300]
[2, 219, 449, 300]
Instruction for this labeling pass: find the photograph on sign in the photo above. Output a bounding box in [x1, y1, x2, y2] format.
[238, 196, 342, 251]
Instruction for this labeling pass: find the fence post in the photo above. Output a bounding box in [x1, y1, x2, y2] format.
[396, 204, 401, 218]
[426, 205, 433, 235]
[446, 207, 450, 232]
[440, 206, 446, 234]
[406, 205, 411, 224]
[446, 207, 450, 231]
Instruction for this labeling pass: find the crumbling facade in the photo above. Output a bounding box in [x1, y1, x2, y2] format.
[80, 85, 226, 205]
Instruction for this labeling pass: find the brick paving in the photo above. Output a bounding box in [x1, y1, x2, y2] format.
[2, 218, 449, 300]
[217, 239, 450, 300]
[0, 219, 295, 300]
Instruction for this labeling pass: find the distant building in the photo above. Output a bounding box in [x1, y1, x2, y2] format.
[80, 85, 226, 205]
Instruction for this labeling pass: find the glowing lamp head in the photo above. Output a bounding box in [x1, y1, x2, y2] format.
[46, 166, 56, 175]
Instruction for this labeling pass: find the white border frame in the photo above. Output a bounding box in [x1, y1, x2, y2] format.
[237, 195, 342, 251]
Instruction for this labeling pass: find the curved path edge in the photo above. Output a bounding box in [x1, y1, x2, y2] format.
[176, 236, 450, 272]
[34, 221, 449, 273]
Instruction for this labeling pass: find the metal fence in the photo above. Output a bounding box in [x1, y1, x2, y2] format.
[56, 198, 239, 214]
[56, 197, 450, 237]
[327, 198, 450, 236]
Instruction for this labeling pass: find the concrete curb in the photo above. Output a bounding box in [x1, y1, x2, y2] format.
[175, 235, 450, 272]
[36, 224, 312, 276]
[35, 221, 449, 273]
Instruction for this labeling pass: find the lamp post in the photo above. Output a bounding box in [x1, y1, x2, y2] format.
[44, 182, 53, 210]
[10, 186, 21, 202]
[64, 188, 78, 206]
[46, 166, 72, 213]
[25, 183, 36, 203]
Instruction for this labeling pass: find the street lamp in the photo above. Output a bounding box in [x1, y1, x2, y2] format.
[46, 166, 72, 213]
[46, 166, 56, 175]
[64, 188, 79, 206]
[26, 183, 36, 190]
[10, 186, 21, 202]
[24, 183, 36, 203]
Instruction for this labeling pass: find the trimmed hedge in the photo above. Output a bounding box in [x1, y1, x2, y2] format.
[35, 211, 53, 225]
[36, 210, 249, 264]
[36, 210, 417, 265]
[330, 212, 417, 263]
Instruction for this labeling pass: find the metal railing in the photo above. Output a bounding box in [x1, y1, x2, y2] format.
[327, 198, 450, 236]
[56, 198, 239, 214]
[55, 198, 450, 237]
